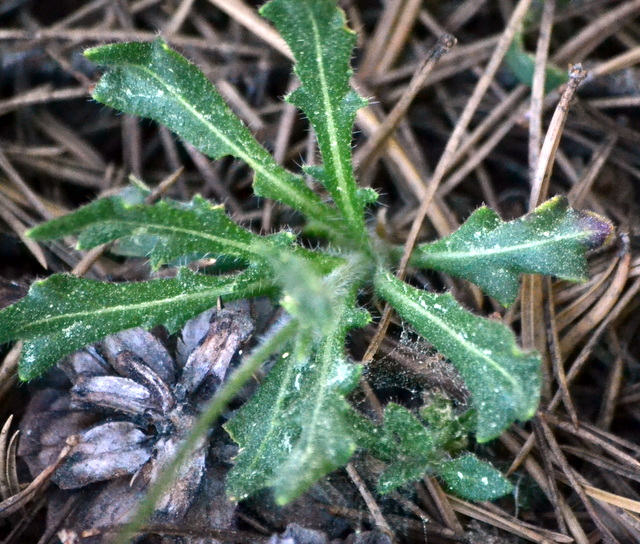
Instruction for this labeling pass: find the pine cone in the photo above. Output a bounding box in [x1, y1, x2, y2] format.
[19, 301, 255, 542]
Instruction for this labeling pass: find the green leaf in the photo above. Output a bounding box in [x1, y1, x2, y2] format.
[0, 267, 273, 380]
[85, 39, 337, 230]
[374, 404, 438, 494]
[258, 245, 366, 337]
[505, 31, 568, 93]
[374, 271, 541, 442]
[409, 197, 614, 306]
[261, 0, 370, 240]
[350, 402, 477, 496]
[438, 454, 512, 501]
[225, 297, 362, 504]
[27, 195, 290, 270]
[265, 252, 341, 334]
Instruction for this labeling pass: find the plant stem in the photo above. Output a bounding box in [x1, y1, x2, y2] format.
[113, 318, 299, 544]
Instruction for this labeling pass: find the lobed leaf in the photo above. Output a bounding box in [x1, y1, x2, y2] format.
[85, 39, 337, 230]
[350, 403, 509, 500]
[375, 271, 541, 442]
[261, 0, 370, 240]
[225, 297, 363, 504]
[27, 195, 290, 270]
[409, 196, 614, 306]
[0, 267, 273, 380]
[371, 404, 439, 495]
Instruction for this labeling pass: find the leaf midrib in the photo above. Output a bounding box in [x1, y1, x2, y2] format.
[119, 60, 318, 218]
[303, 6, 358, 231]
[232, 353, 297, 496]
[297, 308, 346, 466]
[13, 274, 260, 335]
[419, 228, 586, 262]
[82, 217, 255, 256]
[383, 274, 523, 401]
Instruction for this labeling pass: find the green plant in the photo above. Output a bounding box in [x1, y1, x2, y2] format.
[0, 0, 612, 507]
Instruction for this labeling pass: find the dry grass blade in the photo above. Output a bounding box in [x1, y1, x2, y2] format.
[552, 0, 640, 64]
[5, 431, 20, 500]
[543, 277, 578, 428]
[531, 417, 569, 535]
[0, 436, 77, 517]
[0, 29, 260, 56]
[422, 476, 464, 534]
[437, 92, 528, 197]
[445, 0, 489, 31]
[567, 135, 617, 208]
[346, 463, 395, 541]
[560, 247, 630, 355]
[378, 36, 498, 90]
[81, 523, 271, 543]
[501, 431, 590, 544]
[358, 0, 405, 79]
[560, 445, 640, 484]
[537, 416, 620, 543]
[0, 149, 52, 222]
[581, 484, 640, 517]
[529, 65, 587, 210]
[0, 345, 20, 407]
[0, 199, 47, 269]
[528, 0, 556, 180]
[390, 491, 430, 524]
[446, 494, 573, 543]
[205, 0, 289, 57]
[327, 505, 461, 540]
[0, 416, 15, 502]
[163, 0, 196, 36]
[354, 33, 457, 171]
[595, 330, 625, 431]
[509, 276, 640, 479]
[32, 111, 107, 170]
[372, 0, 422, 77]
[593, 45, 640, 78]
[0, 86, 87, 117]
[520, 274, 547, 373]
[555, 256, 618, 331]
[544, 413, 640, 473]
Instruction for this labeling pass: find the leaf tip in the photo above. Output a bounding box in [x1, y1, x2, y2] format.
[83, 45, 101, 61]
[578, 209, 616, 250]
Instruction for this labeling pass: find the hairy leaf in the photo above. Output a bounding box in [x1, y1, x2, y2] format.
[225, 298, 363, 504]
[28, 196, 291, 269]
[85, 39, 337, 230]
[261, 0, 370, 240]
[351, 402, 476, 496]
[0, 268, 273, 380]
[349, 402, 508, 500]
[375, 271, 541, 442]
[259, 245, 367, 337]
[372, 404, 438, 494]
[438, 454, 512, 501]
[409, 197, 614, 306]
